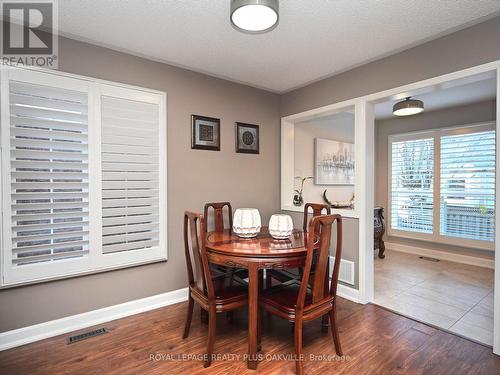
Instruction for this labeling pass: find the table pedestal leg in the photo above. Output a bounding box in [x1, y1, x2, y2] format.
[247, 263, 259, 370]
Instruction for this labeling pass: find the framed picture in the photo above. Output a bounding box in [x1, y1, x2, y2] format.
[235, 122, 259, 154]
[314, 138, 355, 185]
[191, 115, 220, 151]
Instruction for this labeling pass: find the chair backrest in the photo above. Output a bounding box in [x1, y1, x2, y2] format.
[204, 202, 232, 232]
[303, 202, 331, 233]
[296, 214, 342, 312]
[183, 211, 214, 299]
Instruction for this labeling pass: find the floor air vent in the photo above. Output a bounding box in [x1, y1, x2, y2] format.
[419, 256, 440, 262]
[68, 328, 108, 344]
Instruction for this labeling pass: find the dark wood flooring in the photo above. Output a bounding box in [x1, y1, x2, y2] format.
[0, 298, 499, 374]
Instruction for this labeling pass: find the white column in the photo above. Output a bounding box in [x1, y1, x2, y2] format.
[355, 100, 375, 304]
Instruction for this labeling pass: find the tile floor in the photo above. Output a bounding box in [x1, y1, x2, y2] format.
[373, 250, 494, 346]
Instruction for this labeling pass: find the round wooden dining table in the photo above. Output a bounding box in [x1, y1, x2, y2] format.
[205, 227, 310, 370]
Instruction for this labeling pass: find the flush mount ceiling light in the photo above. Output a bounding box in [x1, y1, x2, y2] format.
[393, 97, 424, 116]
[231, 0, 279, 33]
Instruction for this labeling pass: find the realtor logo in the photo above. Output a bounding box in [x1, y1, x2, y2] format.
[1, 0, 58, 68]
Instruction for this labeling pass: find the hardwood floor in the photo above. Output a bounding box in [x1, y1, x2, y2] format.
[0, 298, 499, 374]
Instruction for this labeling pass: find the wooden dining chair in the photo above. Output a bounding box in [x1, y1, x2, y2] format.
[259, 214, 343, 375]
[266, 203, 331, 288]
[204, 202, 248, 283]
[182, 211, 248, 368]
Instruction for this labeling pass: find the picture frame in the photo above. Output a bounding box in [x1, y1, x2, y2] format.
[235, 122, 259, 154]
[191, 114, 220, 151]
[314, 137, 355, 185]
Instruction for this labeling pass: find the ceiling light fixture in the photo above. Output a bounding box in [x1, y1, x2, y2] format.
[231, 0, 279, 33]
[393, 97, 424, 116]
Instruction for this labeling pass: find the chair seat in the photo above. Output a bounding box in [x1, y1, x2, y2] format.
[260, 282, 312, 315]
[213, 283, 248, 302]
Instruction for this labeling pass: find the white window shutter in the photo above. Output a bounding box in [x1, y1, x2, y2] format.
[440, 130, 495, 242]
[1, 69, 92, 285]
[390, 137, 434, 234]
[96, 85, 166, 267]
[1, 68, 167, 286]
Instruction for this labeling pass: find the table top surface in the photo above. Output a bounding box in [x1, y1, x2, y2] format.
[205, 227, 310, 258]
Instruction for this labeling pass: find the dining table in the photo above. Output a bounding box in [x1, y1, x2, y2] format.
[205, 226, 323, 370]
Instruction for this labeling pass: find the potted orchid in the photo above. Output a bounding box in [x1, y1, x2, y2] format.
[294, 176, 312, 207]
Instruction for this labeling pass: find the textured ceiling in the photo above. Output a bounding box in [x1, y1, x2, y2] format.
[58, 1, 500, 93]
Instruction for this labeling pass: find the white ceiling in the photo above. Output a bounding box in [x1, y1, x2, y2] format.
[59, 1, 500, 93]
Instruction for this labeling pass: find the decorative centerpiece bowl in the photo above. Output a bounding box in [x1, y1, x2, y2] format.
[233, 208, 261, 238]
[268, 214, 293, 239]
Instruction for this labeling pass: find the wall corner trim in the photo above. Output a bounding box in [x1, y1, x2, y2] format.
[0, 287, 188, 351]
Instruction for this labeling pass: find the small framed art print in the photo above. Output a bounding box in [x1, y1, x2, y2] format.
[191, 115, 220, 151]
[235, 122, 259, 154]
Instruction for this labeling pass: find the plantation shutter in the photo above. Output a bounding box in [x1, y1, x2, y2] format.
[1, 68, 166, 286]
[440, 130, 495, 241]
[390, 137, 434, 234]
[1, 69, 91, 284]
[98, 85, 165, 266]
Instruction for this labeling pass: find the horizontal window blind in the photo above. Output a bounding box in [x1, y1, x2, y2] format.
[101, 96, 160, 255]
[1, 67, 166, 287]
[8, 80, 89, 267]
[391, 138, 434, 234]
[440, 131, 495, 241]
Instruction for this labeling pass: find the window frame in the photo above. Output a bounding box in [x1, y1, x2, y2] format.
[0, 66, 168, 288]
[387, 122, 495, 251]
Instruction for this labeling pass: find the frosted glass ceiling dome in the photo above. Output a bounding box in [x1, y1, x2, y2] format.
[231, 0, 279, 33]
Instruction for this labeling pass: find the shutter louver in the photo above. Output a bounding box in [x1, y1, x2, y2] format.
[100, 96, 160, 255]
[391, 138, 434, 234]
[440, 131, 495, 241]
[8, 80, 89, 266]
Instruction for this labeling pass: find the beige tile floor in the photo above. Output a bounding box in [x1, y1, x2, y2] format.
[373, 250, 494, 346]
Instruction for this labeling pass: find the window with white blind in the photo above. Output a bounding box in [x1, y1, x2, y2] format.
[440, 130, 495, 242]
[390, 137, 434, 234]
[1, 67, 167, 286]
[388, 124, 495, 250]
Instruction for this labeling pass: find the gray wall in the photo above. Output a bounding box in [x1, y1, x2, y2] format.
[0, 37, 281, 332]
[1, 16, 499, 333]
[280, 17, 500, 116]
[375, 100, 496, 259]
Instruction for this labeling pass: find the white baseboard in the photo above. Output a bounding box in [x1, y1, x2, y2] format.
[0, 268, 362, 352]
[385, 241, 494, 269]
[0, 287, 188, 351]
[336, 284, 360, 303]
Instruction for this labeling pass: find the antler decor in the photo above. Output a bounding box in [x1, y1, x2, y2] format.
[322, 190, 355, 208]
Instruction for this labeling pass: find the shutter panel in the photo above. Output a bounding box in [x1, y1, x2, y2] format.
[1, 70, 91, 284]
[100, 93, 161, 257]
[440, 130, 495, 242]
[391, 137, 434, 234]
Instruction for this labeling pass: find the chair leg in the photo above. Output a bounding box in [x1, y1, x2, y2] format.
[329, 309, 342, 356]
[204, 308, 216, 368]
[294, 320, 304, 375]
[321, 314, 329, 333]
[182, 295, 194, 339]
[257, 308, 262, 352]
[265, 270, 272, 289]
[200, 307, 208, 324]
[226, 311, 234, 323]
